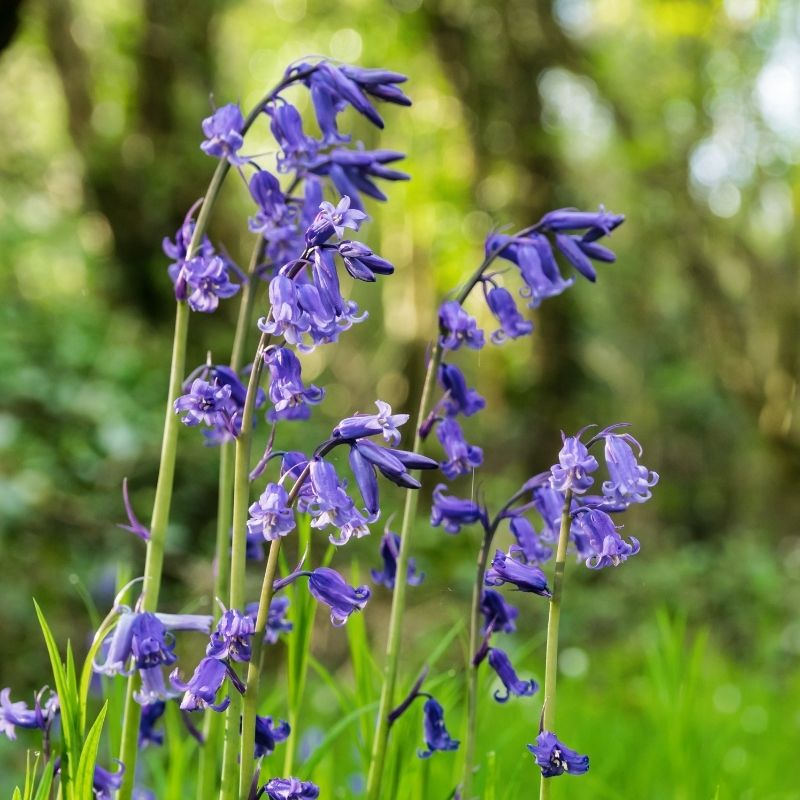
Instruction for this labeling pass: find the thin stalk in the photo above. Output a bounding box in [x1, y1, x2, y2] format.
[539, 490, 573, 800]
[365, 241, 512, 800]
[219, 333, 270, 800]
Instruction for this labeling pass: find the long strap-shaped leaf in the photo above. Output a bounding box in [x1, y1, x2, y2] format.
[75, 703, 109, 799]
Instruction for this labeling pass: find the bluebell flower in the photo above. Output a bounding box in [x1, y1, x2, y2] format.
[245, 597, 293, 645]
[539, 206, 624, 237]
[206, 609, 255, 663]
[532, 485, 569, 541]
[338, 65, 411, 108]
[337, 240, 394, 281]
[200, 103, 246, 165]
[553, 234, 602, 282]
[0, 688, 58, 740]
[259, 776, 320, 800]
[348, 446, 380, 516]
[259, 275, 311, 347]
[170, 656, 244, 712]
[266, 101, 319, 173]
[418, 697, 459, 758]
[480, 589, 518, 635]
[254, 715, 291, 758]
[138, 701, 165, 747]
[264, 346, 325, 422]
[353, 439, 432, 488]
[484, 549, 551, 597]
[509, 516, 552, 564]
[163, 202, 215, 283]
[174, 378, 233, 431]
[487, 648, 538, 702]
[601, 433, 659, 506]
[248, 483, 296, 542]
[131, 613, 177, 670]
[550, 433, 599, 495]
[198, 365, 267, 445]
[280, 452, 313, 511]
[431, 484, 485, 534]
[307, 458, 372, 545]
[333, 400, 409, 445]
[438, 363, 485, 418]
[134, 665, 177, 706]
[438, 301, 485, 351]
[485, 285, 534, 342]
[304, 196, 366, 247]
[306, 567, 371, 627]
[575, 508, 640, 569]
[436, 417, 483, 479]
[528, 730, 589, 777]
[174, 255, 240, 312]
[371, 531, 424, 589]
[92, 763, 125, 800]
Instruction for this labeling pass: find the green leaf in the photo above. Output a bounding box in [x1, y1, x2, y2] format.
[75, 702, 108, 799]
[32, 763, 55, 800]
[79, 612, 118, 734]
[12, 788, 22, 800]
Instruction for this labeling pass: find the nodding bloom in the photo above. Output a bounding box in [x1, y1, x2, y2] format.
[306, 567, 371, 627]
[532, 485, 568, 541]
[163, 203, 215, 283]
[333, 400, 409, 446]
[196, 365, 266, 445]
[485, 285, 534, 343]
[174, 379, 233, 431]
[266, 101, 319, 172]
[0, 688, 58, 740]
[509, 516, 553, 564]
[480, 589, 518, 635]
[91, 763, 126, 800]
[485, 549, 552, 597]
[307, 458, 372, 546]
[258, 275, 311, 347]
[438, 301, 485, 351]
[487, 648, 538, 703]
[259, 776, 320, 800]
[174, 254, 240, 313]
[135, 665, 178, 706]
[206, 609, 255, 663]
[254, 715, 291, 758]
[430, 484, 485, 534]
[528, 731, 590, 778]
[418, 697, 460, 759]
[131, 613, 177, 670]
[170, 656, 244, 712]
[264, 346, 325, 422]
[337, 240, 394, 282]
[575, 508, 640, 569]
[245, 597, 293, 645]
[280, 452, 313, 511]
[200, 103, 246, 165]
[438, 363, 486, 418]
[436, 417, 483, 479]
[540, 207, 624, 237]
[549, 433, 599, 495]
[304, 196, 366, 246]
[248, 171, 306, 266]
[139, 701, 165, 747]
[601, 433, 659, 506]
[371, 531, 425, 589]
[247, 483, 296, 542]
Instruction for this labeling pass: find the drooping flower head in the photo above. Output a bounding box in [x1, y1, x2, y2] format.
[574, 508, 640, 569]
[480, 589, 518, 635]
[170, 656, 244, 712]
[528, 730, 590, 778]
[601, 432, 659, 506]
[264, 346, 325, 422]
[509, 516, 553, 564]
[206, 609, 255, 663]
[254, 715, 291, 758]
[371, 531, 425, 589]
[174, 379, 233, 431]
[247, 483, 296, 542]
[139, 701, 165, 747]
[484, 549, 551, 597]
[307, 459, 372, 546]
[438, 363, 486, 418]
[549, 431, 599, 495]
[0, 688, 59, 740]
[305, 196, 366, 247]
[484, 284, 534, 343]
[430, 484, 486, 534]
[438, 301, 485, 351]
[174, 255, 240, 313]
[259, 777, 320, 800]
[418, 697, 460, 759]
[131, 613, 177, 670]
[200, 103, 246, 165]
[333, 400, 409, 446]
[436, 417, 483, 479]
[306, 567, 371, 627]
[487, 648, 539, 703]
[246, 597, 293, 645]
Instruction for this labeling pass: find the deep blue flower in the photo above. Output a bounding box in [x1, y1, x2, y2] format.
[554, 234, 602, 282]
[601, 433, 659, 506]
[528, 730, 590, 777]
[338, 65, 411, 108]
[174, 254, 240, 312]
[245, 597, 293, 645]
[430, 484, 485, 534]
[305, 196, 366, 246]
[206, 609, 255, 663]
[254, 715, 291, 758]
[485, 284, 533, 343]
[170, 656, 244, 712]
[480, 589, 518, 635]
[0, 688, 58, 740]
[163, 202, 215, 282]
[484, 549, 551, 596]
[200, 103, 246, 165]
[353, 439, 430, 488]
[174, 378, 233, 430]
[260, 776, 320, 800]
[436, 417, 483, 479]
[509, 516, 552, 564]
[307, 458, 372, 545]
[487, 648, 538, 703]
[532, 485, 569, 541]
[138, 702, 165, 747]
[264, 346, 325, 422]
[280, 452, 313, 511]
[266, 101, 319, 173]
[348, 446, 380, 516]
[92, 763, 126, 800]
[333, 400, 409, 445]
[306, 567, 371, 627]
[438, 301, 485, 351]
[550, 433, 599, 496]
[438, 363, 486, 418]
[198, 365, 267, 445]
[540, 207, 624, 237]
[131, 613, 177, 670]
[575, 508, 640, 569]
[337, 240, 394, 281]
[248, 482, 296, 542]
[418, 697, 459, 758]
[371, 531, 424, 589]
[259, 275, 311, 346]
[134, 666, 178, 706]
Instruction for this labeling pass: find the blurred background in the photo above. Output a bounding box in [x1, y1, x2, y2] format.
[1, 0, 799, 796]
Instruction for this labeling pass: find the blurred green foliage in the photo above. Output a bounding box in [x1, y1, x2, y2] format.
[1, 0, 799, 794]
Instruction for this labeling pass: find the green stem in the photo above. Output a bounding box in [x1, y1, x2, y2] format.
[539, 489, 573, 800]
